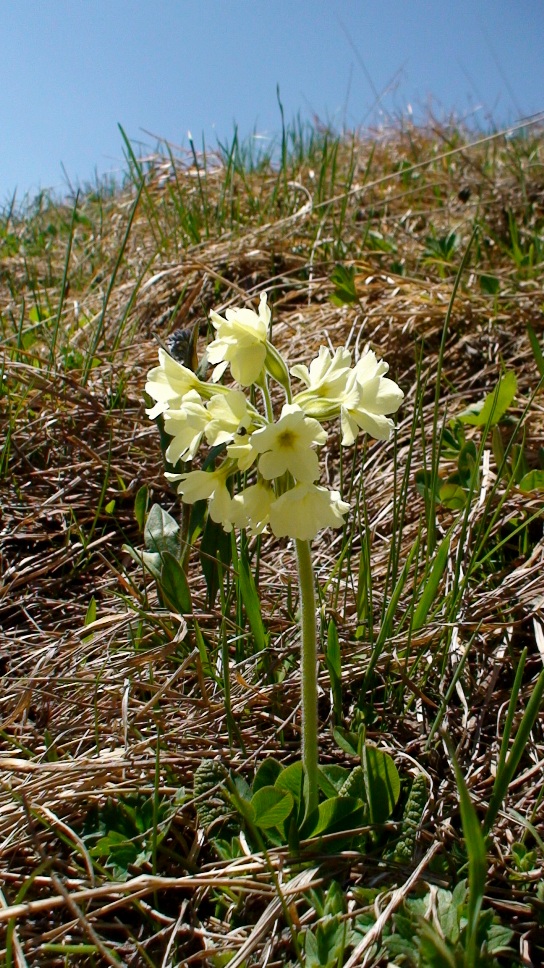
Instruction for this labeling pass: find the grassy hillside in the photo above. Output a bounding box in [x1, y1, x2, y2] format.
[1, 118, 544, 966]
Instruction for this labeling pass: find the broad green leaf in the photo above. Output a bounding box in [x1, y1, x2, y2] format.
[317, 764, 350, 798]
[301, 796, 366, 839]
[122, 545, 162, 582]
[275, 761, 304, 805]
[253, 758, 283, 793]
[437, 482, 467, 510]
[144, 503, 180, 556]
[518, 469, 544, 492]
[330, 264, 358, 305]
[250, 787, 293, 829]
[363, 746, 401, 824]
[479, 274, 500, 295]
[412, 534, 451, 631]
[332, 726, 359, 757]
[159, 551, 192, 614]
[457, 371, 517, 427]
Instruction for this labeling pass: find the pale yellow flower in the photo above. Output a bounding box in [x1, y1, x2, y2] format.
[229, 481, 274, 534]
[207, 293, 271, 386]
[340, 351, 404, 446]
[269, 483, 350, 541]
[162, 390, 210, 463]
[204, 390, 255, 447]
[250, 404, 327, 483]
[226, 435, 260, 472]
[172, 468, 233, 526]
[291, 346, 352, 415]
[145, 349, 200, 419]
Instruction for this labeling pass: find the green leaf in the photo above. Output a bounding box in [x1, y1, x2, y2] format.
[445, 739, 487, 967]
[317, 765, 350, 798]
[275, 761, 304, 806]
[484, 663, 544, 835]
[84, 597, 97, 626]
[330, 264, 358, 305]
[479, 274, 500, 295]
[456, 440, 478, 485]
[253, 758, 283, 793]
[144, 503, 180, 557]
[414, 468, 440, 499]
[134, 485, 149, 531]
[159, 551, 192, 614]
[518, 469, 544, 492]
[122, 545, 162, 581]
[305, 917, 347, 968]
[250, 786, 293, 829]
[200, 513, 231, 606]
[458, 371, 517, 427]
[437, 482, 467, 510]
[237, 552, 268, 653]
[332, 726, 359, 757]
[412, 534, 451, 631]
[527, 324, 544, 377]
[363, 746, 401, 824]
[301, 796, 366, 839]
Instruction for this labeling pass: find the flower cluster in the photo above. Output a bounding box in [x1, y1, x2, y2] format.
[146, 294, 403, 542]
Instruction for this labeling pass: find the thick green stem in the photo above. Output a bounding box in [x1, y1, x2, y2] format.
[295, 538, 319, 817]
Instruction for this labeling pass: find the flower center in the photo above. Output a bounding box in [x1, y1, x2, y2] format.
[277, 429, 297, 449]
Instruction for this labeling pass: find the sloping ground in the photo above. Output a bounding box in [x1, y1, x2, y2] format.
[1, 123, 543, 965]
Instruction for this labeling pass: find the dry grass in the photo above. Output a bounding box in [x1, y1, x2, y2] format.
[1, 119, 544, 965]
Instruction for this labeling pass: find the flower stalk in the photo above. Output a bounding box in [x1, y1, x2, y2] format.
[296, 537, 319, 817]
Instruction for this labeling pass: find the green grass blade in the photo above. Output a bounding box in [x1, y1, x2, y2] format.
[527, 324, 544, 377]
[412, 533, 451, 631]
[484, 656, 544, 835]
[444, 734, 487, 968]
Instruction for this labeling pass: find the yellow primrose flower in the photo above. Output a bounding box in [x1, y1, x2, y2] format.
[229, 481, 274, 534]
[145, 348, 201, 419]
[204, 390, 255, 447]
[207, 292, 271, 386]
[250, 404, 327, 483]
[172, 468, 234, 526]
[269, 483, 350, 541]
[291, 346, 351, 404]
[162, 390, 210, 463]
[340, 351, 404, 446]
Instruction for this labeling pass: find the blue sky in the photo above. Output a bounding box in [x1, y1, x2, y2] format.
[1, 0, 543, 202]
